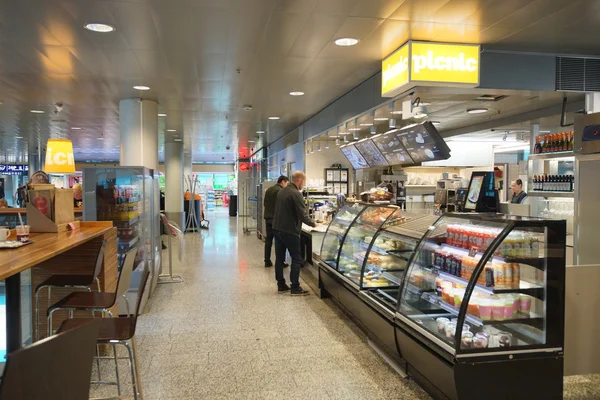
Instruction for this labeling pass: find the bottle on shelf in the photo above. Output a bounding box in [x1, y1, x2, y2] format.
[542, 134, 548, 153]
[569, 131, 574, 151]
[534, 136, 543, 154]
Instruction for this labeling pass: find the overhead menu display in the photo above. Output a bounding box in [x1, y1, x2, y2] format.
[340, 144, 370, 169]
[354, 139, 389, 167]
[396, 122, 449, 163]
[372, 132, 415, 165]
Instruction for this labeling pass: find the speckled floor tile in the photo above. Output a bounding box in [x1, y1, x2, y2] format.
[89, 209, 431, 399]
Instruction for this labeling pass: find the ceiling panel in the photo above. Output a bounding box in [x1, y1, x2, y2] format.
[0, 0, 598, 164]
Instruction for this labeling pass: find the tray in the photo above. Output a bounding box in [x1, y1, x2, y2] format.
[0, 240, 33, 249]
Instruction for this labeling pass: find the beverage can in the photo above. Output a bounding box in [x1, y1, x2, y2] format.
[503, 263, 513, 287]
[493, 263, 504, 286]
[512, 263, 520, 285]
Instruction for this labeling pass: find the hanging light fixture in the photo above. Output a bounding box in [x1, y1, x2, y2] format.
[370, 126, 377, 134]
[325, 140, 329, 149]
[335, 138, 340, 146]
[317, 142, 321, 151]
[306, 143, 310, 155]
[311, 140, 314, 153]
[353, 131, 359, 140]
[45, 139, 75, 173]
[344, 135, 349, 143]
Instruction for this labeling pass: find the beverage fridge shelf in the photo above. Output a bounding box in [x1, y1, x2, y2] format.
[529, 191, 574, 198]
[437, 272, 545, 299]
[437, 301, 544, 329]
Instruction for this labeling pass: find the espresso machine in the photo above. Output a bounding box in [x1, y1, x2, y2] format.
[381, 172, 408, 208]
[434, 180, 456, 214]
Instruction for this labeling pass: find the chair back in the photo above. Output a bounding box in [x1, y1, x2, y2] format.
[129, 269, 150, 337]
[117, 248, 137, 298]
[92, 239, 108, 280]
[0, 320, 100, 400]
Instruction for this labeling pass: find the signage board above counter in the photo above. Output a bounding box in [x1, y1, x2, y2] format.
[382, 40, 481, 97]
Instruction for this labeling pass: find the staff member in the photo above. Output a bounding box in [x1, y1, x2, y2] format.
[511, 179, 528, 204]
[272, 171, 316, 295]
[263, 175, 288, 268]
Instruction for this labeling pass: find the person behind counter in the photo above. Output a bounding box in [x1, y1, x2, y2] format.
[272, 171, 316, 296]
[511, 179, 528, 204]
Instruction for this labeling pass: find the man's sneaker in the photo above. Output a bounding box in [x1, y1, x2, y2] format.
[290, 286, 309, 296]
[283, 263, 289, 268]
[278, 284, 291, 294]
[265, 262, 273, 268]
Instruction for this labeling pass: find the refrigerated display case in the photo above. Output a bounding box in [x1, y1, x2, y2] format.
[394, 213, 566, 400]
[318, 204, 437, 364]
[82, 167, 161, 313]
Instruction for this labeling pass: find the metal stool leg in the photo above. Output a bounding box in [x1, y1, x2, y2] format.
[123, 341, 139, 400]
[112, 344, 121, 397]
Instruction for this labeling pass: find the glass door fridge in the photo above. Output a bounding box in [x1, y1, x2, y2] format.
[83, 167, 160, 313]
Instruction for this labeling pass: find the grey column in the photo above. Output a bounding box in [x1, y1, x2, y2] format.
[119, 99, 159, 170]
[164, 140, 185, 229]
[183, 152, 192, 189]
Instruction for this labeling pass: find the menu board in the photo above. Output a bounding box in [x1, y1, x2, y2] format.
[372, 133, 415, 166]
[354, 139, 389, 167]
[396, 125, 445, 163]
[340, 144, 370, 169]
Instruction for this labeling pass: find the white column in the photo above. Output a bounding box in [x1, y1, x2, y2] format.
[164, 140, 184, 229]
[119, 99, 159, 170]
[183, 152, 192, 187]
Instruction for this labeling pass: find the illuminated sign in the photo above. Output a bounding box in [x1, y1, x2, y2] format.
[382, 43, 409, 98]
[0, 165, 28, 175]
[44, 139, 76, 173]
[382, 41, 480, 97]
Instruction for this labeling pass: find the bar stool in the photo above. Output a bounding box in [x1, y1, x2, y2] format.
[57, 269, 150, 400]
[0, 320, 101, 400]
[35, 239, 107, 340]
[47, 247, 138, 337]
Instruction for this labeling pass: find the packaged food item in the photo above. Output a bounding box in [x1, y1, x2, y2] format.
[519, 294, 532, 315]
[479, 298, 492, 321]
[493, 263, 504, 286]
[492, 297, 504, 321]
[503, 296, 514, 319]
[499, 331, 512, 348]
[474, 332, 489, 349]
[512, 263, 520, 285]
[436, 317, 449, 334]
[485, 266, 495, 287]
[467, 299, 479, 318]
[512, 295, 520, 316]
[445, 321, 457, 340]
[461, 331, 474, 349]
[454, 289, 466, 308]
[503, 263, 513, 288]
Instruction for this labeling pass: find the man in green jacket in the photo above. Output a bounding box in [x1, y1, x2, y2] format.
[263, 175, 289, 267]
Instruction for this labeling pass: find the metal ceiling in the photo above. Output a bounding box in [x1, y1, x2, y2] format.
[0, 0, 599, 163]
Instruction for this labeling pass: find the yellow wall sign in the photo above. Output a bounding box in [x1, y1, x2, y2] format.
[382, 43, 409, 98]
[381, 41, 480, 97]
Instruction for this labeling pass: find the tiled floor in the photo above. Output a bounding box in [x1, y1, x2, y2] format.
[90, 209, 600, 400]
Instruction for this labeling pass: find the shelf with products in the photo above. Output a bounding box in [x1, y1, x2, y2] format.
[528, 191, 574, 198]
[532, 131, 574, 156]
[528, 152, 574, 161]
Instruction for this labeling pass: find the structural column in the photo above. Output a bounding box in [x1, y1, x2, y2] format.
[164, 141, 185, 229]
[119, 99, 159, 170]
[183, 152, 193, 189]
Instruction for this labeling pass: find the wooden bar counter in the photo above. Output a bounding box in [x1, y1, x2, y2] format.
[0, 221, 117, 350]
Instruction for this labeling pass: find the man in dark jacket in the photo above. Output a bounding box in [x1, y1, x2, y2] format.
[272, 171, 316, 295]
[263, 175, 288, 267]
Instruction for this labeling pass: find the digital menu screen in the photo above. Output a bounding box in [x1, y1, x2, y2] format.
[372, 132, 415, 166]
[465, 175, 484, 210]
[354, 139, 389, 167]
[340, 144, 370, 169]
[394, 122, 450, 164]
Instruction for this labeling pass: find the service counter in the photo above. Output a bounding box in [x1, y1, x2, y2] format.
[0, 221, 117, 358]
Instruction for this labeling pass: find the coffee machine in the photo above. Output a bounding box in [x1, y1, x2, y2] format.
[434, 180, 456, 214]
[381, 173, 408, 208]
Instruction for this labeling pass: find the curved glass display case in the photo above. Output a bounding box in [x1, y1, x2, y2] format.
[319, 203, 365, 268]
[396, 213, 566, 358]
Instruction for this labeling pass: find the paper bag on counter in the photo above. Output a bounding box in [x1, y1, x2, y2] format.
[54, 188, 74, 225]
[28, 189, 54, 221]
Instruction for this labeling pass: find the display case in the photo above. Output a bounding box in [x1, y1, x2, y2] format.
[319, 203, 365, 268]
[395, 213, 566, 400]
[82, 167, 160, 313]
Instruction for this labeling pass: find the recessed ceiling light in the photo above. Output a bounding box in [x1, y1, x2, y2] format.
[248, 140, 256, 143]
[268, 116, 280, 120]
[174, 138, 183, 142]
[133, 85, 150, 91]
[256, 130, 265, 134]
[467, 108, 489, 114]
[374, 117, 389, 121]
[540, 130, 551, 133]
[84, 23, 115, 33]
[391, 110, 403, 115]
[289, 91, 304, 96]
[15, 136, 23, 139]
[30, 110, 44, 114]
[348, 128, 361, 131]
[158, 113, 167, 117]
[431, 121, 441, 125]
[71, 127, 82, 130]
[334, 38, 359, 47]
[167, 129, 176, 132]
[359, 123, 373, 127]
[97, 137, 104, 140]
